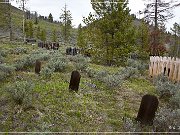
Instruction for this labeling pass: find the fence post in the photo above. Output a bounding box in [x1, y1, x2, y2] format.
[177, 59, 180, 82]
[153, 56, 157, 76]
[169, 57, 175, 80]
[149, 56, 153, 77]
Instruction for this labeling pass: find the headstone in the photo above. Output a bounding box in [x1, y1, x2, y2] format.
[136, 94, 159, 125]
[69, 71, 81, 92]
[35, 60, 41, 74]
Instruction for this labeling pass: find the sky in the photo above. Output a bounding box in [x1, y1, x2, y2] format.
[11, 0, 180, 31]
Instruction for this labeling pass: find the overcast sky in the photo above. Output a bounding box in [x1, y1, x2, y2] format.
[11, 0, 180, 31]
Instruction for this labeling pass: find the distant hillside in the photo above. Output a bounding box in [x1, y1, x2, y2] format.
[0, 5, 77, 43]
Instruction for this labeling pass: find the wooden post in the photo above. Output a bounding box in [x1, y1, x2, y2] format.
[149, 56, 153, 77]
[177, 59, 180, 82]
[169, 57, 175, 80]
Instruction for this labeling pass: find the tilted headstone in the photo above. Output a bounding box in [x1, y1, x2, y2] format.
[35, 60, 41, 74]
[136, 94, 159, 125]
[69, 71, 81, 92]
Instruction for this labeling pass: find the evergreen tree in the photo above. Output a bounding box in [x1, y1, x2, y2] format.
[59, 4, 73, 44]
[34, 11, 38, 24]
[36, 26, 41, 39]
[170, 23, 180, 57]
[138, 20, 149, 50]
[28, 21, 33, 38]
[83, 0, 135, 66]
[141, 0, 179, 55]
[77, 24, 87, 54]
[24, 20, 29, 38]
[48, 13, 53, 23]
[40, 29, 46, 42]
[51, 28, 57, 42]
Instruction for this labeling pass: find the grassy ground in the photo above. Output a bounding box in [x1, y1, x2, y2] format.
[0, 42, 158, 132]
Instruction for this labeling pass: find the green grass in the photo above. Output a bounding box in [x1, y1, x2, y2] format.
[0, 42, 158, 132]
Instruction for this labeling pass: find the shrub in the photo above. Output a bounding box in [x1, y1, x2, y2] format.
[86, 67, 97, 78]
[123, 117, 142, 132]
[170, 90, 180, 108]
[5, 81, 35, 105]
[0, 64, 16, 81]
[126, 59, 148, 75]
[0, 55, 4, 63]
[102, 74, 124, 88]
[15, 49, 50, 70]
[154, 75, 180, 98]
[92, 70, 108, 83]
[0, 50, 7, 57]
[47, 54, 68, 72]
[40, 67, 55, 79]
[119, 67, 140, 80]
[12, 47, 27, 54]
[154, 107, 180, 132]
[75, 61, 88, 71]
[70, 55, 89, 71]
[0, 50, 7, 64]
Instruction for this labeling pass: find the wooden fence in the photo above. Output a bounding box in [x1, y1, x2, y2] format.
[149, 56, 180, 82]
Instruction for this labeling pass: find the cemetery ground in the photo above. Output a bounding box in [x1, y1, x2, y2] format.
[0, 42, 176, 132]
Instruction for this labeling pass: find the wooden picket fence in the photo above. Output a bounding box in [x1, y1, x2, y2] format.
[149, 56, 180, 82]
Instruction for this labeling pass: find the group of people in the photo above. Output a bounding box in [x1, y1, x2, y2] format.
[38, 42, 60, 50]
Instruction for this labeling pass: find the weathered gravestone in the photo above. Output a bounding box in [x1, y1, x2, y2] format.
[35, 60, 41, 74]
[69, 71, 81, 92]
[136, 94, 159, 125]
[66, 47, 72, 55]
[72, 48, 77, 55]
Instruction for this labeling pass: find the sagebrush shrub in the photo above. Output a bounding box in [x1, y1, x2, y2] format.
[86, 67, 97, 78]
[0, 50, 7, 57]
[40, 67, 55, 79]
[0, 50, 7, 64]
[102, 74, 124, 88]
[154, 107, 180, 132]
[154, 74, 180, 98]
[0, 55, 4, 63]
[0, 64, 16, 81]
[70, 55, 89, 71]
[47, 54, 68, 72]
[12, 47, 27, 54]
[5, 81, 35, 105]
[126, 58, 148, 75]
[15, 49, 50, 70]
[170, 90, 180, 108]
[119, 67, 139, 79]
[95, 70, 108, 80]
[123, 117, 142, 132]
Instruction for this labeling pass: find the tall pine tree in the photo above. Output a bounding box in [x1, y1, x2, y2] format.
[48, 13, 53, 23]
[141, 0, 179, 55]
[83, 0, 135, 66]
[59, 4, 73, 44]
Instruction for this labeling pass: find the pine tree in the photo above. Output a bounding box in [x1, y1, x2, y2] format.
[141, 0, 179, 55]
[77, 24, 87, 54]
[83, 0, 135, 66]
[40, 29, 46, 42]
[36, 26, 41, 40]
[59, 4, 73, 44]
[51, 28, 57, 42]
[34, 11, 38, 24]
[24, 20, 29, 38]
[48, 13, 53, 23]
[170, 23, 180, 57]
[28, 21, 33, 38]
